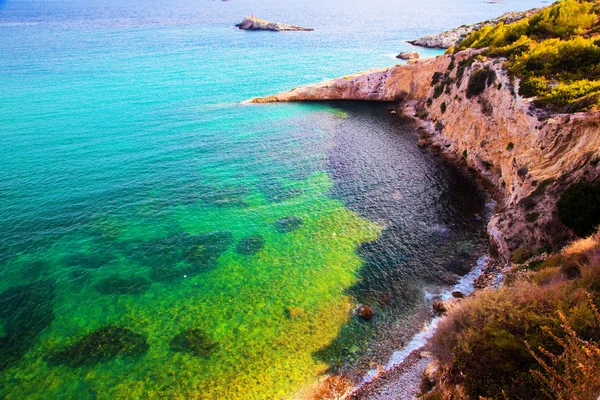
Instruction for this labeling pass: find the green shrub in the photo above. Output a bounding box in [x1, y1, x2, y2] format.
[558, 181, 600, 237]
[456, 0, 600, 112]
[512, 246, 533, 264]
[519, 76, 549, 97]
[526, 212, 540, 223]
[466, 69, 487, 98]
[432, 235, 600, 399]
[433, 84, 445, 99]
[466, 68, 495, 98]
[440, 102, 447, 113]
[431, 71, 444, 86]
[506, 142, 514, 151]
[527, 0, 597, 39]
[462, 150, 468, 158]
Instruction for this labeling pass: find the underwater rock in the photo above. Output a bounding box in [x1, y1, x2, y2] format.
[94, 276, 152, 295]
[0, 280, 56, 371]
[235, 235, 265, 255]
[198, 186, 249, 207]
[131, 231, 234, 282]
[169, 328, 218, 357]
[49, 326, 149, 367]
[258, 181, 303, 203]
[273, 216, 303, 233]
[20, 259, 51, 280]
[356, 304, 374, 320]
[65, 251, 116, 269]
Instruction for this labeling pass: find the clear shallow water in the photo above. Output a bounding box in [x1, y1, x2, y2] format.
[1, 0, 547, 398]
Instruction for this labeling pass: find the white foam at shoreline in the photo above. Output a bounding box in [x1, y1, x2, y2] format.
[360, 255, 488, 384]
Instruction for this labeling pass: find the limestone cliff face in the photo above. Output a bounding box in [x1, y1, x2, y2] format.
[416, 51, 600, 258]
[252, 56, 449, 103]
[252, 49, 600, 260]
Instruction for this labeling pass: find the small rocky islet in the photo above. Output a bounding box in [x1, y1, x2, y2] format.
[235, 16, 313, 32]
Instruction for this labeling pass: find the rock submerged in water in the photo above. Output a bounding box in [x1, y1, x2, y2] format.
[0, 280, 56, 371]
[94, 276, 152, 295]
[130, 231, 234, 282]
[396, 51, 420, 60]
[49, 326, 149, 367]
[356, 304, 374, 320]
[235, 235, 265, 255]
[235, 16, 313, 32]
[170, 328, 218, 357]
[273, 216, 303, 233]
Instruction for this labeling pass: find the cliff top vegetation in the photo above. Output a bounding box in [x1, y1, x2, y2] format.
[455, 0, 600, 112]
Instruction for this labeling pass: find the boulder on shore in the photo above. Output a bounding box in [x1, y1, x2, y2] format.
[235, 16, 313, 32]
[396, 51, 420, 60]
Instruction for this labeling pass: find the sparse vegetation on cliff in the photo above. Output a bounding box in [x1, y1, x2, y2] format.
[558, 181, 600, 237]
[456, 0, 600, 112]
[425, 232, 600, 399]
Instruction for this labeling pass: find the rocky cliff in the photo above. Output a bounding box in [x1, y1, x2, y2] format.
[235, 17, 313, 32]
[252, 49, 600, 261]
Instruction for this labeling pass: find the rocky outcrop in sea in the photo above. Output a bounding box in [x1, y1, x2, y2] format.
[408, 8, 538, 49]
[235, 16, 313, 32]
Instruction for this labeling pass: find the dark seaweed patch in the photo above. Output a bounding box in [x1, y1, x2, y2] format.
[0, 280, 56, 371]
[169, 328, 218, 357]
[94, 276, 152, 295]
[235, 235, 265, 255]
[273, 217, 303, 233]
[65, 251, 117, 270]
[257, 181, 303, 203]
[49, 326, 148, 367]
[198, 186, 249, 207]
[131, 231, 234, 282]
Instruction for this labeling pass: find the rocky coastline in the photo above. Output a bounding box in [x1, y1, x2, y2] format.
[407, 8, 538, 49]
[251, 5, 600, 397]
[235, 16, 313, 32]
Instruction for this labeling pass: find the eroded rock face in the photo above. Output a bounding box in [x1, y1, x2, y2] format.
[235, 17, 313, 32]
[414, 51, 600, 258]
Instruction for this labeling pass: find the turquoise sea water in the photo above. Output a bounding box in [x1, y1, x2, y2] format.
[1, 0, 548, 398]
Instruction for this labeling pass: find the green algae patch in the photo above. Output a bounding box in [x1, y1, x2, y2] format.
[0, 172, 381, 399]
